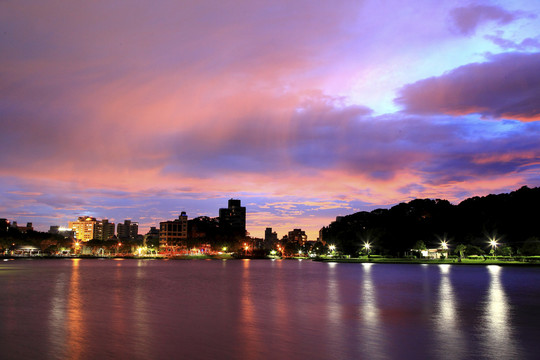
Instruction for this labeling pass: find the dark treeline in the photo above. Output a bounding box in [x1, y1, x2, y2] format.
[320, 186, 540, 256]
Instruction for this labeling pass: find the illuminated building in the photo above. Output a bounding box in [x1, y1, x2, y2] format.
[288, 229, 308, 245]
[95, 219, 115, 240]
[49, 226, 75, 238]
[117, 220, 138, 240]
[219, 199, 246, 235]
[160, 212, 188, 246]
[69, 217, 97, 242]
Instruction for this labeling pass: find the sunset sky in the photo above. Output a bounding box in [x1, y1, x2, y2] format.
[1, 1, 540, 239]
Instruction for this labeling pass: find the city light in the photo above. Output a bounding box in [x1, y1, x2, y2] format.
[440, 241, 448, 250]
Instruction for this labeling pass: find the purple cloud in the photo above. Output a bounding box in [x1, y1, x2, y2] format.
[449, 5, 523, 35]
[395, 52, 540, 121]
[485, 35, 540, 51]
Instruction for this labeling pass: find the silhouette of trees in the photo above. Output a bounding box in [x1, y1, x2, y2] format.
[321, 186, 540, 256]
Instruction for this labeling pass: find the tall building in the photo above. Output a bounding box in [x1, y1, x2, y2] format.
[219, 199, 246, 235]
[117, 220, 138, 240]
[95, 219, 115, 240]
[69, 217, 97, 242]
[0, 219, 9, 232]
[288, 229, 307, 245]
[264, 227, 278, 245]
[160, 212, 188, 246]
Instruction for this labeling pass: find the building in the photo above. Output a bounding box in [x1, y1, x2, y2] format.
[117, 220, 138, 240]
[288, 229, 307, 245]
[264, 227, 278, 248]
[49, 226, 75, 238]
[95, 219, 115, 240]
[0, 219, 9, 232]
[160, 212, 188, 246]
[144, 227, 160, 244]
[219, 199, 246, 235]
[69, 217, 97, 242]
[9, 221, 34, 233]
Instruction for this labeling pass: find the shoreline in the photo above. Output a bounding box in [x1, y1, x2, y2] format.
[2, 255, 540, 266]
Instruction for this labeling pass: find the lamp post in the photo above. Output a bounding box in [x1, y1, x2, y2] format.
[329, 245, 336, 256]
[364, 242, 371, 259]
[489, 238, 498, 257]
[440, 240, 448, 259]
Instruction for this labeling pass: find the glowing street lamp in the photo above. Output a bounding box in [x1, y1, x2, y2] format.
[489, 238, 498, 256]
[329, 245, 336, 256]
[364, 242, 371, 258]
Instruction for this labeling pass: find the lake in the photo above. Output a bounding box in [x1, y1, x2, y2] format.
[0, 259, 539, 359]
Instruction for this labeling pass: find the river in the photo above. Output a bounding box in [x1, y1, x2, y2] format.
[0, 259, 538, 359]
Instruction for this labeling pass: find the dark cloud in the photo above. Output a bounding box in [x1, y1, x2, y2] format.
[485, 35, 540, 51]
[395, 52, 540, 121]
[449, 5, 523, 35]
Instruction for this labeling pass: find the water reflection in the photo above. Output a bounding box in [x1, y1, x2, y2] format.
[133, 261, 151, 358]
[326, 262, 344, 354]
[360, 263, 386, 359]
[2, 260, 538, 360]
[240, 259, 262, 359]
[48, 266, 68, 358]
[67, 259, 84, 359]
[481, 265, 518, 358]
[433, 264, 466, 359]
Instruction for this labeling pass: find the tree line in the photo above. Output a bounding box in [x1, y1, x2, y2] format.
[319, 186, 540, 257]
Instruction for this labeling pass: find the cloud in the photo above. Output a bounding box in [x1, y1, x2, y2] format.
[449, 4, 524, 35]
[485, 35, 540, 51]
[395, 52, 540, 121]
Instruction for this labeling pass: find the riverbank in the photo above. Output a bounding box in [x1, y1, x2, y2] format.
[314, 257, 540, 266]
[3, 254, 540, 265]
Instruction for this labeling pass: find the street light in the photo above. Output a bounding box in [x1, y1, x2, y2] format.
[440, 240, 448, 259]
[364, 242, 371, 258]
[489, 238, 498, 257]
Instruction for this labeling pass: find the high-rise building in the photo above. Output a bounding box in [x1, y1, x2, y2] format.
[117, 220, 138, 240]
[265, 227, 278, 244]
[160, 212, 188, 246]
[95, 219, 115, 240]
[288, 229, 307, 245]
[219, 199, 246, 235]
[0, 218, 9, 232]
[69, 217, 97, 242]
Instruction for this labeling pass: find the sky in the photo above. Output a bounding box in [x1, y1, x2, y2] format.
[1, 0, 540, 240]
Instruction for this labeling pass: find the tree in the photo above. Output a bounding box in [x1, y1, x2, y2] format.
[413, 240, 427, 257]
[519, 237, 540, 255]
[455, 244, 466, 262]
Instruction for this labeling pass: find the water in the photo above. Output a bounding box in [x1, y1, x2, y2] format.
[0, 259, 539, 360]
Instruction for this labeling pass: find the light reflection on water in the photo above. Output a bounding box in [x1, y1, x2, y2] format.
[0, 260, 539, 360]
[481, 265, 518, 359]
[433, 264, 466, 360]
[360, 263, 387, 360]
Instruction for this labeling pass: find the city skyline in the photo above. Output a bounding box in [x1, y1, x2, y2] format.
[2, 1, 540, 240]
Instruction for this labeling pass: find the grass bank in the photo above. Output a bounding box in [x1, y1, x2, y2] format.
[315, 257, 540, 266]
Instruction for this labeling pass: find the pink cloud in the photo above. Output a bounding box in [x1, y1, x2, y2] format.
[395, 52, 540, 121]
